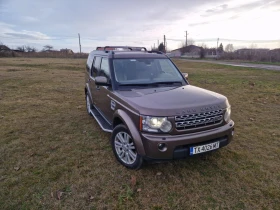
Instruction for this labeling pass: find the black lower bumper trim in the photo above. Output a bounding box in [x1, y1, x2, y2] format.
[143, 136, 230, 162]
[173, 136, 229, 159]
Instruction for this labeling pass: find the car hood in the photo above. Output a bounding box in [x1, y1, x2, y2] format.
[115, 85, 229, 116]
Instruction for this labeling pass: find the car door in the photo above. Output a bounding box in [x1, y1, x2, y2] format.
[89, 56, 101, 106]
[96, 57, 114, 123]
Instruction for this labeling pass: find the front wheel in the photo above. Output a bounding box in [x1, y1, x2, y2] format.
[111, 124, 143, 169]
[86, 92, 93, 116]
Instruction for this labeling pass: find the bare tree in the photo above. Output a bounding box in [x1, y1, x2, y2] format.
[25, 46, 37, 52]
[42, 45, 53, 51]
[16, 46, 25, 52]
[200, 43, 207, 49]
[188, 38, 195, 45]
[225, 44, 234, 52]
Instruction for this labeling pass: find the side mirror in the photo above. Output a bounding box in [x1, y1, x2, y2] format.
[182, 73, 188, 80]
[95, 76, 110, 86]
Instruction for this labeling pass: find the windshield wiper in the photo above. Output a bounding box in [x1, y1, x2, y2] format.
[119, 83, 157, 86]
[119, 81, 182, 86]
[148, 81, 182, 85]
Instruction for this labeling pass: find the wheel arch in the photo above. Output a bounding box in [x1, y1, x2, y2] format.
[113, 110, 145, 156]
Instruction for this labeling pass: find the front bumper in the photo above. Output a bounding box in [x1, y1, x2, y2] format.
[140, 120, 234, 160]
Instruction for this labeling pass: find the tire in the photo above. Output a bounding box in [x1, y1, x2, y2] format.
[111, 124, 143, 169]
[85, 92, 93, 116]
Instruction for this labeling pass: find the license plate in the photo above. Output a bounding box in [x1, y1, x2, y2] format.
[190, 141, 220, 155]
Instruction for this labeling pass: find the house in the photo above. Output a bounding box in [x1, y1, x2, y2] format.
[180, 45, 202, 58]
[168, 49, 182, 57]
[0, 44, 11, 52]
[169, 45, 202, 58]
[205, 48, 217, 56]
[60, 48, 74, 54]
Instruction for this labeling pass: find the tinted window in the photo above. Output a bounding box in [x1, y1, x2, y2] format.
[86, 54, 94, 72]
[100, 58, 110, 79]
[90, 57, 96, 76]
[91, 56, 101, 78]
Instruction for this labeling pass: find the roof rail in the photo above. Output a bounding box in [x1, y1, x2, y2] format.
[96, 46, 147, 51]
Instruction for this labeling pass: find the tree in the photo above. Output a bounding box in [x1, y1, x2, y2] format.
[200, 47, 206, 58]
[218, 43, 224, 52]
[200, 44, 208, 58]
[25, 46, 37, 52]
[16, 46, 25, 52]
[225, 44, 234, 52]
[158, 42, 165, 52]
[42, 45, 53, 51]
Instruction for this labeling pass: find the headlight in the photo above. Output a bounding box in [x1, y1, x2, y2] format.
[224, 107, 231, 122]
[141, 116, 172, 133]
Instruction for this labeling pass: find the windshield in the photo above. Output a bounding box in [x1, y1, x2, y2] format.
[113, 58, 184, 85]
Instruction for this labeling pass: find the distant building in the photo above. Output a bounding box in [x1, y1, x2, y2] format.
[169, 49, 181, 57]
[44, 50, 58, 53]
[235, 48, 270, 56]
[169, 45, 202, 58]
[60, 48, 74, 54]
[0, 44, 11, 52]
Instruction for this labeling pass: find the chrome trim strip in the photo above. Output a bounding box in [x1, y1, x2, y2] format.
[107, 94, 139, 116]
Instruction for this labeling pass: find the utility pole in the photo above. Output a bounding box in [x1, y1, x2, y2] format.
[163, 35, 166, 52]
[216, 38, 219, 59]
[185, 31, 189, 46]
[78, 33, 81, 53]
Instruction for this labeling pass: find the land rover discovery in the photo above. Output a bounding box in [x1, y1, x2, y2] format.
[85, 46, 234, 169]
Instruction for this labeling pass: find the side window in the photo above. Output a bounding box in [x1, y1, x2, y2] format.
[86, 55, 93, 72]
[90, 57, 95, 76]
[91, 56, 101, 78]
[100, 58, 110, 79]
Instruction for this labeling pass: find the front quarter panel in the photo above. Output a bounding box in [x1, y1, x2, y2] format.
[113, 109, 145, 156]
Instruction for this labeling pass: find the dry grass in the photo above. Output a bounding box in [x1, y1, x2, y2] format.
[0, 57, 279, 209]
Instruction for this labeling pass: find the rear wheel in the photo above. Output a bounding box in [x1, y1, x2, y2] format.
[111, 124, 143, 169]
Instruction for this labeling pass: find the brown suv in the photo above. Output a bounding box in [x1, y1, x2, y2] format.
[85, 46, 234, 169]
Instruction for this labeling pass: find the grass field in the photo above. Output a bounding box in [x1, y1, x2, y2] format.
[0, 58, 279, 209]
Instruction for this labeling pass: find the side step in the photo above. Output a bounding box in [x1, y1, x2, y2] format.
[90, 106, 113, 133]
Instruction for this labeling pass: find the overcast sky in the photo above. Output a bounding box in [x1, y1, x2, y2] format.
[0, 0, 280, 52]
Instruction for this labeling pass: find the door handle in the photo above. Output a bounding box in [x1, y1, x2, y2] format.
[96, 86, 100, 90]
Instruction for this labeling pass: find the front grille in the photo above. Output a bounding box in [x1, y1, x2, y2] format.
[175, 109, 223, 130]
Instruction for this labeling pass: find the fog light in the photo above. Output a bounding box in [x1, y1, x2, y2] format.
[158, 143, 167, 152]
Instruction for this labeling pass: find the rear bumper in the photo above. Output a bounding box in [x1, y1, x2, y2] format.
[140, 120, 234, 160]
